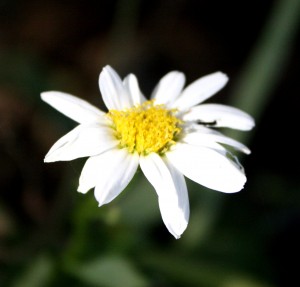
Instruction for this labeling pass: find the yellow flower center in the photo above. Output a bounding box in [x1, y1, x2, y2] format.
[107, 100, 182, 155]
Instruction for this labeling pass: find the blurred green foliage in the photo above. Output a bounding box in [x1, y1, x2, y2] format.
[1, 0, 300, 286]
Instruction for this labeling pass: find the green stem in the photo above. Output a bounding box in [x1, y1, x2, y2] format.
[227, 0, 300, 143]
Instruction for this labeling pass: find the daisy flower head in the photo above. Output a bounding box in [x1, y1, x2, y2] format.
[41, 65, 255, 239]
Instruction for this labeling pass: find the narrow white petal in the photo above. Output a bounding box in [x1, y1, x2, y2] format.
[183, 130, 251, 154]
[139, 153, 175, 199]
[183, 104, 255, 130]
[78, 153, 109, 194]
[171, 72, 228, 111]
[185, 124, 220, 135]
[166, 143, 246, 193]
[140, 153, 189, 239]
[151, 71, 186, 106]
[99, 65, 131, 110]
[181, 133, 227, 152]
[44, 124, 118, 162]
[180, 125, 227, 151]
[94, 150, 139, 206]
[159, 159, 189, 239]
[78, 149, 138, 200]
[123, 74, 147, 106]
[41, 91, 105, 124]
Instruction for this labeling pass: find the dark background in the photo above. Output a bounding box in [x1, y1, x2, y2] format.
[0, 0, 299, 286]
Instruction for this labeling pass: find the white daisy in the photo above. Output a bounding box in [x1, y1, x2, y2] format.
[41, 65, 254, 239]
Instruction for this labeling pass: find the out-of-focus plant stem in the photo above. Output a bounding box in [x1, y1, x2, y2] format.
[227, 0, 300, 143]
[185, 0, 300, 248]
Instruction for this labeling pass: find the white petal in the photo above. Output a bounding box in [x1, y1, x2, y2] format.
[151, 71, 185, 106]
[181, 134, 227, 152]
[166, 143, 246, 193]
[180, 126, 227, 151]
[78, 149, 138, 202]
[94, 151, 139, 206]
[171, 72, 228, 111]
[78, 149, 118, 194]
[183, 104, 255, 131]
[183, 129, 251, 154]
[159, 159, 189, 239]
[41, 91, 105, 124]
[140, 153, 189, 239]
[99, 65, 131, 110]
[139, 153, 174, 199]
[123, 74, 147, 106]
[44, 124, 118, 162]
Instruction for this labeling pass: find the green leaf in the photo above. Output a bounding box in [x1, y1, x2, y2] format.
[71, 255, 149, 287]
[13, 255, 53, 287]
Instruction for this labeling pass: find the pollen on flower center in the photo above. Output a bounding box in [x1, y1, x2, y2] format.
[107, 100, 182, 155]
